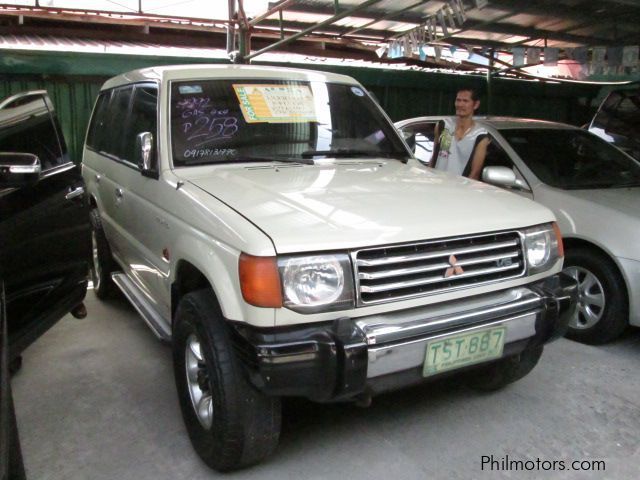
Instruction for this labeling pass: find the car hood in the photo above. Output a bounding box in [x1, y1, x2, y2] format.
[178, 159, 554, 253]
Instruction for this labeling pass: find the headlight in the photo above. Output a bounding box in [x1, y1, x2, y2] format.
[524, 223, 563, 274]
[278, 254, 354, 313]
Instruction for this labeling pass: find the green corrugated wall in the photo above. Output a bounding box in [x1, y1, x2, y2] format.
[0, 50, 601, 163]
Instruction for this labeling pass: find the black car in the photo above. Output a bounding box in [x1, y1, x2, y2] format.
[0, 91, 91, 479]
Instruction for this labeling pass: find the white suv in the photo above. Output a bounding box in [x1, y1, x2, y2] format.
[82, 65, 576, 471]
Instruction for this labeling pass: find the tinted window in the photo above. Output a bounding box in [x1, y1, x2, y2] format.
[122, 85, 158, 162]
[86, 91, 111, 152]
[0, 94, 65, 171]
[87, 87, 132, 160]
[501, 128, 640, 189]
[170, 80, 407, 166]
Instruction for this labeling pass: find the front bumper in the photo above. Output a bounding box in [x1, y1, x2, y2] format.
[231, 273, 577, 402]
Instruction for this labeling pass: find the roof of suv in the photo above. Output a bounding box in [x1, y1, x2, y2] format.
[101, 64, 360, 91]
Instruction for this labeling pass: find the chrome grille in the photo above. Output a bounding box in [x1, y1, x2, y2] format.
[353, 231, 525, 305]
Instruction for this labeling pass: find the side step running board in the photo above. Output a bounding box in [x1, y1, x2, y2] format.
[111, 273, 171, 342]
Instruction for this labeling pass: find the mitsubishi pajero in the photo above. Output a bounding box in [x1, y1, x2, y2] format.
[82, 65, 577, 471]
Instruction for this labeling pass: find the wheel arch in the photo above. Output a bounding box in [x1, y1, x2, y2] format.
[563, 236, 630, 313]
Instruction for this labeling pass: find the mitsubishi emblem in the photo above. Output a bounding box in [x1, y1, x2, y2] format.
[444, 254, 464, 278]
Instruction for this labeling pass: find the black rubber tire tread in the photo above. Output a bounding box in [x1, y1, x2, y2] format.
[172, 289, 281, 472]
[89, 208, 117, 300]
[564, 247, 628, 345]
[466, 345, 544, 392]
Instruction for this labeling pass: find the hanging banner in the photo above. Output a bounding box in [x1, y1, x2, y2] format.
[622, 45, 640, 67]
[572, 47, 588, 64]
[592, 46, 607, 66]
[607, 46, 623, 67]
[512, 47, 525, 67]
[543, 47, 559, 66]
[526, 48, 541, 64]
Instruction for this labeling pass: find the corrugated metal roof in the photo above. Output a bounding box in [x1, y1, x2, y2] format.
[0, 1, 639, 82]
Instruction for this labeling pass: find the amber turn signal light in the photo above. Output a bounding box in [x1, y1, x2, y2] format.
[239, 253, 283, 308]
[552, 222, 564, 258]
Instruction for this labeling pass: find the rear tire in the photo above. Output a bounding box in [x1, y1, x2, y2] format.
[466, 345, 543, 392]
[172, 289, 281, 471]
[90, 208, 116, 300]
[563, 247, 628, 345]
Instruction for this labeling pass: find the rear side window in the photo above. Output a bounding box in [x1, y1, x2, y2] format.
[87, 84, 157, 165]
[0, 93, 66, 171]
[86, 86, 133, 160]
[86, 91, 111, 152]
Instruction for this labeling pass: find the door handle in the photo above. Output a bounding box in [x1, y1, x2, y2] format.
[65, 186, 85, 201]
[115, 188, 123, 199]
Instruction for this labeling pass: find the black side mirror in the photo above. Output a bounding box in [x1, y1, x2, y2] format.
[0, 153, 41, 188]
[135, 132, 155, 177]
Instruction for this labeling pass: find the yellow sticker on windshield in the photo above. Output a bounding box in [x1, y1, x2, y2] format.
[233, 84, 317, 123]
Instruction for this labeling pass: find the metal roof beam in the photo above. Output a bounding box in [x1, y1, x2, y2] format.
[244, 0, 385, 61]
[342, 0, 430, 37]
[463, 20, 613, 46]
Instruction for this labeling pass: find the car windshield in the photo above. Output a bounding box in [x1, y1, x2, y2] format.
[170, 79, 408, 167]
[500, 128, 640, 189]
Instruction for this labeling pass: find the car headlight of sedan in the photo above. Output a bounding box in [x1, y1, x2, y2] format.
[523, 222, 563, 275]
[278, 254, 355, 313]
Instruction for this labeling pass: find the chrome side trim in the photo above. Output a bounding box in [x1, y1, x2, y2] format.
[111, 272, 171, 341]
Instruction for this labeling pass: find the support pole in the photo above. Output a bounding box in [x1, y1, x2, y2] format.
[486, 48, 494, 115]
[227, 0, 236, 56]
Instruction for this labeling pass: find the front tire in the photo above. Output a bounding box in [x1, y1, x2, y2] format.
[466, 345, 543, 392]
[172, 289, 281, 472]
[563, 247, 628, 345]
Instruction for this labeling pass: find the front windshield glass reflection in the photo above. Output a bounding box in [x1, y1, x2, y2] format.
[501, 128, 640, 189]
[170, 79, 408, 167]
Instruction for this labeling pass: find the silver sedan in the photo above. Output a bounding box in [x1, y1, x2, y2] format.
[397, 116, 640, 344]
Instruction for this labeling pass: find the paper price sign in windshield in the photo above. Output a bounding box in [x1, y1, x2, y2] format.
[233, 84, 317, 123]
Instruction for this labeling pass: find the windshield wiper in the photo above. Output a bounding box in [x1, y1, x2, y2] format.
[301, 149, 408, 163]
[199, 155, 315, 166]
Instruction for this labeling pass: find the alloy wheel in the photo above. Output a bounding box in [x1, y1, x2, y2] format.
[185, 333, 214, 430]
[564, 266, 605, 329]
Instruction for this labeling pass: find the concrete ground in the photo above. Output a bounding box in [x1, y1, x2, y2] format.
[11, 290, 640, 480]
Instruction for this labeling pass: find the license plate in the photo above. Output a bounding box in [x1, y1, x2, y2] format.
[423, 326, 506, 377]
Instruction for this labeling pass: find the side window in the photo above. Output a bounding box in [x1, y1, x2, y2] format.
[0, 94, 65, 171]
[122, 85, 158, 163]
[400, 122, 436, 163]
[484, 139, 513, 168]
[87, 87, 133, 160]
[86, 91, 111, 152]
